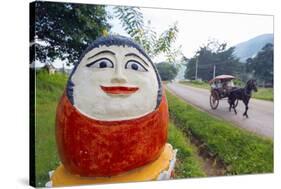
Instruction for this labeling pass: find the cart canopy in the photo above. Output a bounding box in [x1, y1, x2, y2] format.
[209, 75, 235, 84]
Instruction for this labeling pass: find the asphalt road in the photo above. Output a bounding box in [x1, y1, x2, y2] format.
[167, 83, 274, 139]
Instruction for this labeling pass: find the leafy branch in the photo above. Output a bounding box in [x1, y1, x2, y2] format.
[114, 7, 181, 63]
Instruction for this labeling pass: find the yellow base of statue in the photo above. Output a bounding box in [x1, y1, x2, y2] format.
[48, 143, 176, 187]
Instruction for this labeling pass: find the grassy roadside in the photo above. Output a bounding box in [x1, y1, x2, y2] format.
[179, 80, 273, 101]
[166, 90, 273, 175]
[252, 88, 274, 101]
[35, 71, 67, 186]
[179, 80, 210, 90]
[168, 122, 206, 178]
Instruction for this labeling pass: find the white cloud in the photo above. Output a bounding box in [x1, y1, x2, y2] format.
[109, 6, 273, 61]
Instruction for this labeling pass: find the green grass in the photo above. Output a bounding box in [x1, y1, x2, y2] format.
[166, 90, 273, 175]
[179, 80, 273, 101]
[179, 80, 210, 90]
[252, 88, 274, 101]
[168, 122, 206, 178]
[35, 71, 67, 187]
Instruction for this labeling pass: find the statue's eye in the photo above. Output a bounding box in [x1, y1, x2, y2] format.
[125, 60, 147, 72]
[86, 58, 114, 69]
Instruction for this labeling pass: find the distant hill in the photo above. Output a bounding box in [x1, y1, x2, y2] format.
[233, 33, 273, 62]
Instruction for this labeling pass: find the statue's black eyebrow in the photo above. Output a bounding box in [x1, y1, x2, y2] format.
[87, 50, 115, 60]
[125, 53, 149, 67]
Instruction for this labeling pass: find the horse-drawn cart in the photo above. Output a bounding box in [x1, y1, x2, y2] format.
[209, 75, 238, 109]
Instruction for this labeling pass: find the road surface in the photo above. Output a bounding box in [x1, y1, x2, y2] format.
[167, 83, 274, 139]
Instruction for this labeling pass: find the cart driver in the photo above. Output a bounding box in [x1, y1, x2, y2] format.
[223, 80, 234, 94]
[211, 80, 222, 89]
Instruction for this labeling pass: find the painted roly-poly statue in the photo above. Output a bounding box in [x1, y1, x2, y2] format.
[52, 35, 176, 186]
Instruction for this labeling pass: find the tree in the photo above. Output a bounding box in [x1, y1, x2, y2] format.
[184, 57, 196, 80]
[184, 40, 242, 81]
[32, 1, 111, 64]
[156, 62, 178, 81]
[114, 7, 181, 63]
[246, 43, 273, 86]
[32, 3, 180, 66]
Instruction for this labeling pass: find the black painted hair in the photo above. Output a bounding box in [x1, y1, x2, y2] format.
[66, 35, 163, 109]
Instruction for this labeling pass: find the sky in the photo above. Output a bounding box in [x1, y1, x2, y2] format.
[108, 6, 273, 62]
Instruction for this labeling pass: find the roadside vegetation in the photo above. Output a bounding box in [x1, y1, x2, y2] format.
[168, 122, 205, 178]
[166, 90, 273, 175]
[179, 80, 210, 90]
[252, 87, 274, 101]
[179, 80, 273, 101]
[35, 71, 67, 187]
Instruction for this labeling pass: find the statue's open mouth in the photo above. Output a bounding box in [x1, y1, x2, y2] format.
[100, 85, 139, 95]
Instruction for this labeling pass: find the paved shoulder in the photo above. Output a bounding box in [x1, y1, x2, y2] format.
[167, 83, 274, 139]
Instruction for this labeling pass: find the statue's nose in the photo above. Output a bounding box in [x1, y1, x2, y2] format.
[111, 69, 127, 84]
[111, 75, 127, 84]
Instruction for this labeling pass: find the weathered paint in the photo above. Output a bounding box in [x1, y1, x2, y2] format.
[70, 45, 160, 121]
[49, 144, 175, 187]
[56, 89, 169, 177]
[67, 35, 162, 108]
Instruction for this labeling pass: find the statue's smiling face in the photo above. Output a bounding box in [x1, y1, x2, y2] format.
[71, 45, 159, 121]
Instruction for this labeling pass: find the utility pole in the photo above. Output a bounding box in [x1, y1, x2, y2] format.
[195, 56, 198, 80]
[213, 64, 216, 78]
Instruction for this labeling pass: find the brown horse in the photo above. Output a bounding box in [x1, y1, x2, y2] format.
[228, 79, 258, 118]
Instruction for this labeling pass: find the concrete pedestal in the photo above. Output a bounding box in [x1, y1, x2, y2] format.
[46, 143, 177, 187]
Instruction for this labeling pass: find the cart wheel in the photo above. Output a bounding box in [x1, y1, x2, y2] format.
[210, 91, 219, 110]
[234, 99, 239, 108]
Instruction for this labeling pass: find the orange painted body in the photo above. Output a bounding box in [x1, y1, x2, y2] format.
[56, 90, 169, 177]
